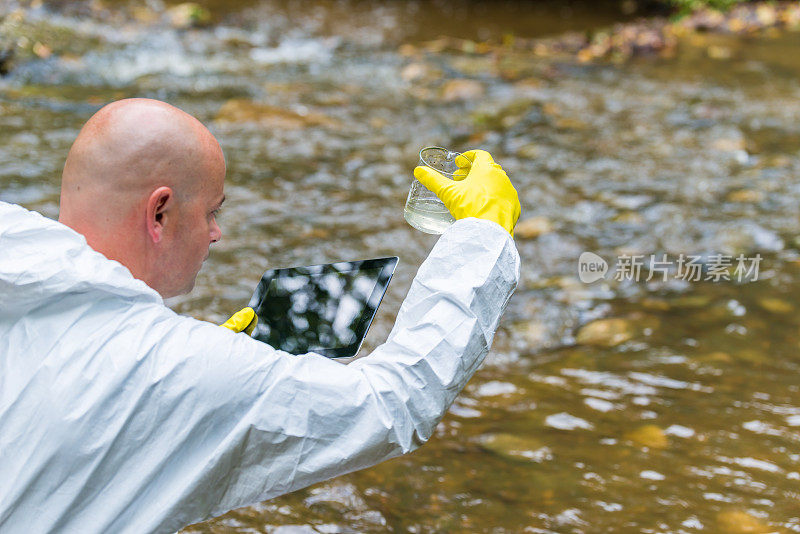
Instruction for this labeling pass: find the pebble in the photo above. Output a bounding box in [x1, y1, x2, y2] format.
[757, 297, 793, 314]
[400, 63, 426, 82]
[612, 211, 644, 224]
[625, 424, 668, 449]
[707, 45, 733, 59]
[478, 433, 553, 462]
[514, 216, 553, 239]
[726, 189, 764, 203]
[575, 318, 635, 347]
[441, 79, 485, 102]
[511, 319, 548, 347]
[31, 42, 51, 59]
[215, 99, 337, 130]
[700, 351, 732, 363]
[640, 298, 671, 311]
[166, 3, 212, 29]
[715, 510, 773, 533]
[670, 295, 712, 309]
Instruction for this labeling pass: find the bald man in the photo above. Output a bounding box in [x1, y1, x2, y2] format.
[0, 98, 520, 533]
[60, 99, 226, 298]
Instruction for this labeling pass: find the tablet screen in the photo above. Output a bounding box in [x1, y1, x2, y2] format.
[247, 257, 398, 358]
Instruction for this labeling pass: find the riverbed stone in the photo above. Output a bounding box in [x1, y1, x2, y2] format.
[726, 189, 764, 203]
[449, 56, 496, 77]
[712, 137, 745, 152]
[478, 433, 552, 462]
[640, 298, 670, 311]
[400, 62, 426, 82]
[670, 295, 712, 309]
[733, 348, 768, 364]
[625, 424, 668, 449]
[715, 510, 772, 533]
[613, 211, 644, 224]
[700, 351, 733, 363]
[167, 3, 212, 29]
[215, 99, 337, 130]
[515, 143, 540, 159]
[131, 5, 160, 24]
[575, 318, 636, 347]
[441, 79, 485, 102]
[757, 297, 793, 314]
[32, 42, 51, 59]
[707, 45, 733, 59]
[511, 319, 548, 347]
[514, 216, 553, 239]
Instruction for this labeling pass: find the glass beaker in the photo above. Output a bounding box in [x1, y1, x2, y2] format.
[403, 146, 461, 235]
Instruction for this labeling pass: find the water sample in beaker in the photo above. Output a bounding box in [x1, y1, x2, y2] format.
[404, 146, 461, 234]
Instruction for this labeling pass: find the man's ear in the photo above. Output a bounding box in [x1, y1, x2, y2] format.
[146, 186, 173, 244]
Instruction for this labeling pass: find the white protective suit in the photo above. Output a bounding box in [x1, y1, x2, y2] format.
[0, 200, 519, 533]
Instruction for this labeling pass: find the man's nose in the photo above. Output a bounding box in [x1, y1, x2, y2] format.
[210, 220, 222, 243]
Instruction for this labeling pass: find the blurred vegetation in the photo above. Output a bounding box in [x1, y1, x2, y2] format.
[669, 0, 747, 16]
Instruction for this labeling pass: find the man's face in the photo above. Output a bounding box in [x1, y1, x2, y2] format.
[158, 168, 224, 298]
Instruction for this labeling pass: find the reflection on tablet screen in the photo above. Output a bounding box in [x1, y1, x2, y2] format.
[248, 257, 398, 358]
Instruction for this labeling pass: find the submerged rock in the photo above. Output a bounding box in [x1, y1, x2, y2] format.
[215, 99, 337, 130]
[726, 189, 764, 203]
[400, 62, 427, 82]
[515, 216, 553, 239]
[575, 318, 636, 347]
[757, 297, 793, 314]
[441, 79, 485, 102]
[625, 424, 668, 449]
[698, 351, 733, 363]
[670, 295, 712, 309]
[478, 433, 552, 462]
[511, 319, 549, 347]
[167, 3, 212, 29]
[715, 510, 772, 533]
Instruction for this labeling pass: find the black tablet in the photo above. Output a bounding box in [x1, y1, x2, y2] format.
[247, 257, 399, 358]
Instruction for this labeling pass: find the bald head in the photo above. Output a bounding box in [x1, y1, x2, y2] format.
[59, 98, 226, 297]
[61, 98, 223, 213]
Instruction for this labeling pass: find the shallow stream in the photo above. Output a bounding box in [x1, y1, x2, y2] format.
[1, 1, 800, 531]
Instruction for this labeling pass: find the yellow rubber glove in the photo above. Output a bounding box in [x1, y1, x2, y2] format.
[413, 149, 521, 236]
[220, 307, 258, 336]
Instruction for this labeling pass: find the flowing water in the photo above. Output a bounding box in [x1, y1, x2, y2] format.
[2, 0, 800, 531]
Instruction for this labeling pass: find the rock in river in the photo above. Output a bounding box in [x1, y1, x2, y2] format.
[757, 297, 793, 314]
[514, 216, 553, 239]
[215, 99, 337, 130]
[478, 433, 552, 463]
[625, 424, 668, 449]
[166, 3, 212, 29]
[716, 510, 773, 533]
[575, 318, 635, 347]
[441, 79, 485, 102]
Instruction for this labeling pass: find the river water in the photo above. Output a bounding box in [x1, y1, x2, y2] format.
[1, 1, 800, 531]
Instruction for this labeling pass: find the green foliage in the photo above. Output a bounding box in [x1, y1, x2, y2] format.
[669, 0, 747, 16]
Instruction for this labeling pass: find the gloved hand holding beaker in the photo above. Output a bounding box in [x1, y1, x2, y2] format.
[413, 149, 521, 236]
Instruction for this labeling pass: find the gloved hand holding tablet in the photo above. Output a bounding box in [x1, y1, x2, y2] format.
[242, 256, 398, 358]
